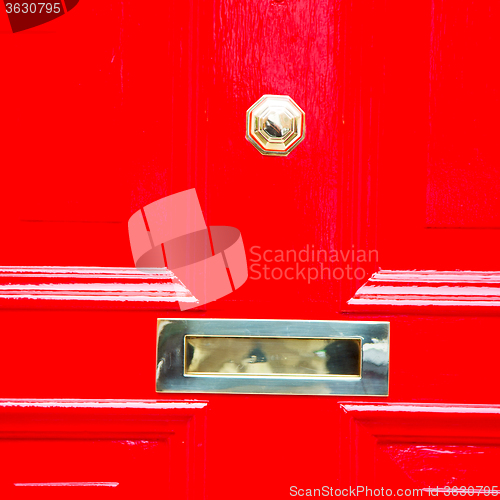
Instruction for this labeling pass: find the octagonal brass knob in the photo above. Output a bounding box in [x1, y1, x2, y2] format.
[246, 95, 305, 157]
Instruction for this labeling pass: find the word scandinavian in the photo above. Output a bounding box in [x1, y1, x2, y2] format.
[249, 245, 378, 283]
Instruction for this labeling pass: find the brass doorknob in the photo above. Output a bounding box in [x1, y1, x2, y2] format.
[246, 95, 305, 157]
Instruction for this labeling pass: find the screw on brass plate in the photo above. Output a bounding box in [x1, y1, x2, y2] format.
[246, 95, 305, 157]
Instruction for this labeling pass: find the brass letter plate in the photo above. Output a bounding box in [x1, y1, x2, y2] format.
[156, 319, 389, 396]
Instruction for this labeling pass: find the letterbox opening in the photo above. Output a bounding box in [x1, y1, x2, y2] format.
[184, 336, 361, 378]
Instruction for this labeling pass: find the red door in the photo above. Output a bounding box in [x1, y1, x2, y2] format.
[1, 0, 500, 498]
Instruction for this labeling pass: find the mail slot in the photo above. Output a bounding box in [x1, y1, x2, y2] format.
[184, 336, 362, 377]
[156, 319, 389, 396]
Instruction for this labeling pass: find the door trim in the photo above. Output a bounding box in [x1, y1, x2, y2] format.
[345, 270, 500, 314]
[0, 266, 196, 310]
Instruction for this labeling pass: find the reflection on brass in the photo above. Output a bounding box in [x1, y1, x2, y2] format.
[156, 319, 389, 396]
[185, 336, 361, 377]
[246, 95, 305, 156]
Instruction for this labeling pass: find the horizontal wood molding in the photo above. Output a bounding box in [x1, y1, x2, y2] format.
[0, 266, 197, 310]
[341, 402, 500, 435]
[0, 399, 208, 411]
[346, 270, 500, 313]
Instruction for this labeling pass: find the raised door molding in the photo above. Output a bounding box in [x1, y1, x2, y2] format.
[346, 270, 500, 314]
[0, 266, 197, 310]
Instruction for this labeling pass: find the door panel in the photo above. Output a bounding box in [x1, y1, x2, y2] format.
[0, 0, 210, 268]
[341, 404, 500, 495]
[0, 400, 206, 499]
[378, 0, 500, 271]
[426, 1, 500, 229]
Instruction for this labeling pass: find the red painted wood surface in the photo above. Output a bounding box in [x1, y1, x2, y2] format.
[0, 0, 500, 498]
